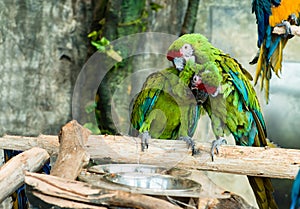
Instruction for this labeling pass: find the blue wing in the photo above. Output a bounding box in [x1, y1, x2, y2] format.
[252, 0, 281, 47]
[291, 170, 300, 209]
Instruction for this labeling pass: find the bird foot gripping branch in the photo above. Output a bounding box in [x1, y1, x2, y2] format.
[211, 138, 227, 161]
[178, 136, 199, 156]
[139, 131, 150, 152]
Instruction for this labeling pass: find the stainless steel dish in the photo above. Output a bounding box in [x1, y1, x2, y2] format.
[88, 163, 191, 177]
[103, 172, 201, 192]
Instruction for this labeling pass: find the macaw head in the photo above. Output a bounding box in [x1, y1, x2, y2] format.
[167, 43, 195, 71]
[190, 63, 222, 103]
[166, 34, 209, 71]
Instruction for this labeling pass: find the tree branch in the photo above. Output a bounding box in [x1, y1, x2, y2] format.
[0, 148, 49, 203]
[273, 25, 300, 36]
[0, 134, 299, 179]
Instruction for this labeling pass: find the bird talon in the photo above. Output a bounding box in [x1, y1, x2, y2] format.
[139, 131, 150, 151]
[211, 137, 227, 161]
[179, 136, 200, 156]
[276, 20, 293, 37]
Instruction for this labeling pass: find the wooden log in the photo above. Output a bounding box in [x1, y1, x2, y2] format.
[273, 25, 300, 36]
[0, 134, 59, 155]
[85, 135, 300, 179]
[0, 147, 49, 203]
[50, 120, 91, 180]
[25, 172, 183, 209]
[198, 194, 256, 209]
[27, 192, 106, 209]
[0, 134, 299, 179]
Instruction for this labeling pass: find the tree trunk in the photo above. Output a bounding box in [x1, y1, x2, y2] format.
[0, 0, 92, 136]
[180, 0, 201, 35]
[89, 0, 147, 134]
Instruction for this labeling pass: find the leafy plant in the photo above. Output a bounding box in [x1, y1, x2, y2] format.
[83, 101, 101, 134]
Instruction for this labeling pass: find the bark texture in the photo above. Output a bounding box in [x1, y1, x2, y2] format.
[0, 0, 92, 135]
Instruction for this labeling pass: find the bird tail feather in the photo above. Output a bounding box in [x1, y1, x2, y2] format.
[248, 176, 278, 209]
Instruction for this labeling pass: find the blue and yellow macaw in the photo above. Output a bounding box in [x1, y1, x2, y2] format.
[130, 67, 200, 155]
[167, 33, 278, 209]
[4, 150, 51, 209]
[251, 0, 300, 102]
[290, 169, 300, 209]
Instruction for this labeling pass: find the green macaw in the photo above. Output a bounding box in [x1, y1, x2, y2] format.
[166, 33, 278, 209]
[130, 67, 200, 155]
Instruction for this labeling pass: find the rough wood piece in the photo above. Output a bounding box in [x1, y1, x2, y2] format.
[198, 194, 256, 209]
[273, 25, 300, 36]
[25, 172, 183, 209]
[0, 134, 299, 179]
[50, 120, 91, 180]
[86, 135, 300, 179]
[0, 148, 49, 203]
[0, 135, 59, 155]
[28, 192, 107, 209]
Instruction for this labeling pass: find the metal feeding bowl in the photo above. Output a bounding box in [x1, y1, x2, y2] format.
[103, 172, 200, 192]
[86, 164, 201, 195]
[88, 163, 191, 177]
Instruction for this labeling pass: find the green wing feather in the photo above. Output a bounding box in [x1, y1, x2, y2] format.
[130, 67, 200, 140]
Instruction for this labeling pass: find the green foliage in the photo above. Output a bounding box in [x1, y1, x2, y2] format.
[84, 122, 101, 134]
[149, 2, 163, 12]
[88, 34, 110, 52]
[87, 32, 123, 62]
[85, 101, 97, 114]
[83, 101, 101, 134]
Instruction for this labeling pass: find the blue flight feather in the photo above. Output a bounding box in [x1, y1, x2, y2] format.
[228, 71, 249, 103]
[138, 91, 160, 127]
[290, 170, 300, 209]
[188, 105, 201, 137]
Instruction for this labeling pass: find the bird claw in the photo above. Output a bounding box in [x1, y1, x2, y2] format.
[249, 49, 260, 65]
[139, 131, 150, 151]
[211, 137, 227, 161]
[276, 20, 292, 37]
[179, 136, 200, 155]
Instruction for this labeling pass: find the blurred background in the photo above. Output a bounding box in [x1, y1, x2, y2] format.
[0, 0, 299, 208]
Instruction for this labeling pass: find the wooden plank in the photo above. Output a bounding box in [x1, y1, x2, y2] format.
[85, 135, 300, 179]
[0, 134, 59, 156]
[0, 134, 299, 179]
[0, 147, 49, 203]
[25, 172, 183, 209]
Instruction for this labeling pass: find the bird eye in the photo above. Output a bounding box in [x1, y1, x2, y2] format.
[193, 75, 198, 82]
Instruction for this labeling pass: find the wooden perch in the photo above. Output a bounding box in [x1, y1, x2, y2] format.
[0, 134, 59, 155]
[273, 25, 300, 36]
[198, 195, 256, 209]
[50, 120, 91, 180]
[25, 172, 183, 209]
[85, 135, 300, 179]
[0, 134, 299, 179]
[0, 147, 49, 203]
